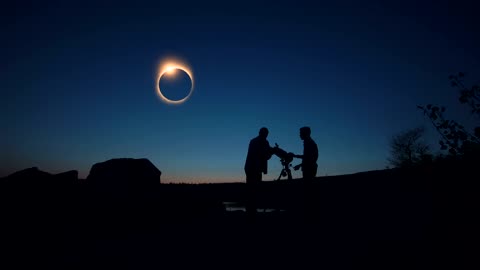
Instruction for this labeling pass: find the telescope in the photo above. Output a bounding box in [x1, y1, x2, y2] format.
[271, 143, 295, 181]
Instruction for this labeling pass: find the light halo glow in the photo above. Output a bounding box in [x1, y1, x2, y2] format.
[155, 58, 194, 105]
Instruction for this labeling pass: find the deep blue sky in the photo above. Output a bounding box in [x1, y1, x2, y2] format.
[1, 0, 479, 182]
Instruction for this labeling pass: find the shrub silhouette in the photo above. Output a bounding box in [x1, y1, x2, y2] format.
[388, 127, 431, 168]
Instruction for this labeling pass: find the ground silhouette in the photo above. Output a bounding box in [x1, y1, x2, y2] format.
[4, 156, 476, 268]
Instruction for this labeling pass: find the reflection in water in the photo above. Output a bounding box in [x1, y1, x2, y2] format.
[223, 202, 285, 213]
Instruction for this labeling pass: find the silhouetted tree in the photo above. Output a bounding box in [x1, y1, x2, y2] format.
[388, 127, 431, 168]
[417, 72, 480, 156]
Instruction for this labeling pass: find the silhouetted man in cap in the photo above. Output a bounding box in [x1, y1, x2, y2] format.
[293, 126, 318, 180]
[244, 127, 273, 217]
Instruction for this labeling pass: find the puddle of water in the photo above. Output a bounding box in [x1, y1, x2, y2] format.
[223, 202, 285, 212]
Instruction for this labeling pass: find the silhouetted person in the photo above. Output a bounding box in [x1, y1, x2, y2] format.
[293, 127, 318, 180]
[292, 127, 318, 221]
[244, 127, 273, 217]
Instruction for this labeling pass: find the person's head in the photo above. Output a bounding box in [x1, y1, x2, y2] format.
[259, 127, 269, 139]
[299, 126, 311, 140]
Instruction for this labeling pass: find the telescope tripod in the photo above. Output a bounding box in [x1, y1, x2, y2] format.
[272, 143, 295, 181]
[276, 160, 293, 181]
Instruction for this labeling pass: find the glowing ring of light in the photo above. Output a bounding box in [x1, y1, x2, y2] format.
[156, 63, 194, 105]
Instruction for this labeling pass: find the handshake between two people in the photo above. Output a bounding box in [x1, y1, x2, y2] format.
[271, 143, 303, 171]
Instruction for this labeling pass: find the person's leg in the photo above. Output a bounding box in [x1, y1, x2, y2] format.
[301, 168, 317, 221]
[246, 172, 261, 219]
[302, 164, 317, 180]
[302, 171, 314, 181]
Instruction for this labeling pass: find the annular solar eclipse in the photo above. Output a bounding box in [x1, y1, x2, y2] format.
[156, 58, 194, 105]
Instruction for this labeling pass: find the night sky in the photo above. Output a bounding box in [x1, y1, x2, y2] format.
[1, 0, 479, 182]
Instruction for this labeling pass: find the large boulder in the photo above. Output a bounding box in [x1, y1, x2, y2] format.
[1, 167, 52, 186]
[1, 167, 78, 186]
[87, 158, 161, 195]
[53, 170, 79, 185]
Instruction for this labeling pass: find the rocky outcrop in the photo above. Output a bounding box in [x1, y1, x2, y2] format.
[1, 167, 78, 186]
[53, 170, 79, 185]
[86, 158, 161, 195]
